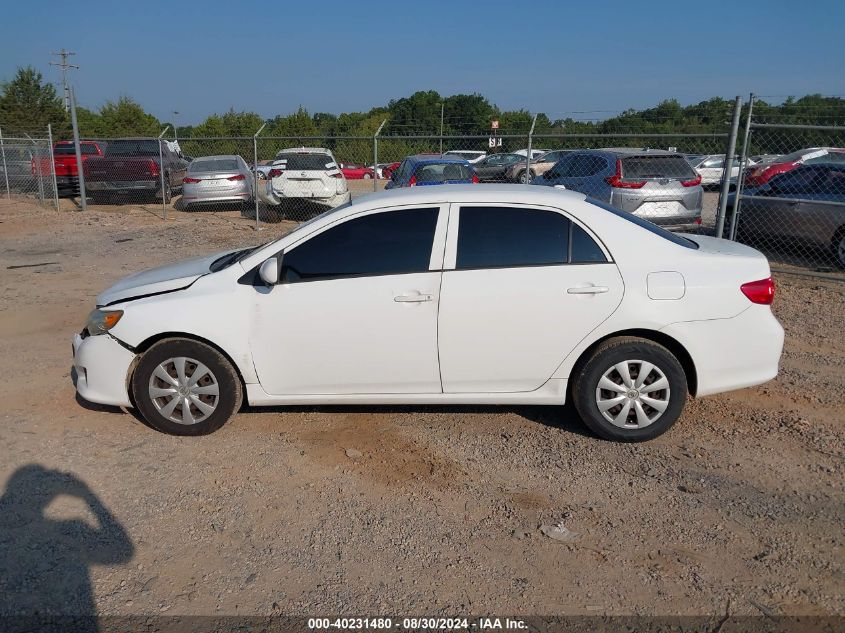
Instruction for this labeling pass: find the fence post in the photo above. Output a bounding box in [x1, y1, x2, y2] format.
[525, 114, 538, 184]
[253, 122, 267, 231]
[715, 96, 742, 239]
[157, 126, 170, 220]
[0, 125, 10, 199]
[47, 124, 59, 210]
[729, 93, 755, 242]
[373, 119, 387, 193]
[69, 87, 87, 211]
[25, 134, 45, 206]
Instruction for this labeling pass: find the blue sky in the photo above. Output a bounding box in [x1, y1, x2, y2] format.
[1, 0, 842, 124]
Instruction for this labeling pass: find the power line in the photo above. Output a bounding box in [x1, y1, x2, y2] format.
[50, 49, 79, 113]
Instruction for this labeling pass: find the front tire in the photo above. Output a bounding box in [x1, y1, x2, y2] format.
[572, 337, 688, 442]
[834, 230, 845, 269]
[132, 338, 242, 436]
[518, 169, 535, 184]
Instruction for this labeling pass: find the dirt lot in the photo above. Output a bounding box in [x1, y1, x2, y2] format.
[0, 197, 842, 620]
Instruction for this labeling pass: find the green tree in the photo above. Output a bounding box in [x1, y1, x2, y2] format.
[95, 97, 161, 137]
[0, 67, 68, 135]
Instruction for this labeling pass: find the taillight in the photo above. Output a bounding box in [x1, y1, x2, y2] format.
[227, 174, 246, 181]
[471, 173, 479, 183]
[148, 160, 160, 178]
[740, 277, 775, 305]
[183, 177, 201, 183]
[409, 175, 417, 186]
[681, 174, 702, 187]
[605, 159, 646, 189]
[267, 168, 283, 178]
[694, 217, 702, 225]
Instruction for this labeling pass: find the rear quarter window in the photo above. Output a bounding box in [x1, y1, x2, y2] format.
[588, 198, 699, 249]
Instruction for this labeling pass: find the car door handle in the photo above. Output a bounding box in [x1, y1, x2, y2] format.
[567, 285, 609, 295]
[394, 293, 433, 303]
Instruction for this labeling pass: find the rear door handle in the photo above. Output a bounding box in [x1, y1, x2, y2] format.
[394, 293, 433, 303]
[567, 285, 609, 295]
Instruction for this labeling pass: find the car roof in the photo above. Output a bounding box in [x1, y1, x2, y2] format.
[277, 147, 331, 154]
[407, 155, 471, 165]
[597, 148, 684, 156]
[193, 154, 241, 161]
[353, 183, 586, 207]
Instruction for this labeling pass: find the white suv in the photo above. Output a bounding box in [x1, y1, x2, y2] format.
[261, 147, 351, 209]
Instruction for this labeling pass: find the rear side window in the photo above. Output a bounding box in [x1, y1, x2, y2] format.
[415, 162, 472, 183]
[282, 208, 439, 283]
[621, 155, 696, 180]
[588, 198, 699, 249]
[457, 207, 570, 269]
[275, 153, 335, 170]
[570, 224, 607, 262]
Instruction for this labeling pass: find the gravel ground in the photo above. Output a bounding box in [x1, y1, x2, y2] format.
[0, 198, 842, 619]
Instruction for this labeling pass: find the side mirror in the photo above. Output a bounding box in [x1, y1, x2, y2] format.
[259, 256, 282, 285]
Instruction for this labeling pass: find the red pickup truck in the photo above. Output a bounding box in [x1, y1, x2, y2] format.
[32, 140, 107, 197]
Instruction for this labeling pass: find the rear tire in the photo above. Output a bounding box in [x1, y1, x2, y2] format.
[834, 230, 845, 269]
[519, 169, 535, 184]
[572, 337, 688, 442]
[132, 338, 242, 436]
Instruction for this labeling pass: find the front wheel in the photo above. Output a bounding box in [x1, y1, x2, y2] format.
[518, 169, 535, 184]
[572, 337, 688, 442]
[132, 338, 242, 436]
[363, 173, 372, 180]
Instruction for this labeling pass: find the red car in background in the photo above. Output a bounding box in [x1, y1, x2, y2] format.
[32, 140, 107, 197]
[744, 147, 845, 187]
[339, 163, 375, 179]
[381, 162, 401, 180]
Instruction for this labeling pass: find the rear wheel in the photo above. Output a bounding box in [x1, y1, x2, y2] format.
[159, 177, 172, 203]
[572, 337, 688, 442]
[132, 338, 242, 436]
[363, 173, 372, 180]
[834, 230, 845, 269]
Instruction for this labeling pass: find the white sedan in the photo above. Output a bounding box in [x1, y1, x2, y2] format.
[72, 185, 783, 441]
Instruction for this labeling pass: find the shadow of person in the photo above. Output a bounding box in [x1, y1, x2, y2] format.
[0, 465, 134, 632]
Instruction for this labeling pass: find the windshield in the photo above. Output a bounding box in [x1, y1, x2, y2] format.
[105, 140, 161, 156]
[274, 153, 335, 170]
[189, 159, 240, 173]
[621, 155, 697, 179]
[54, 143, 99, 155]
[414, 162, 473, 182]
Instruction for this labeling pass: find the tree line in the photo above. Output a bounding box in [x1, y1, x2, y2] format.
[2, 66, 843, 162]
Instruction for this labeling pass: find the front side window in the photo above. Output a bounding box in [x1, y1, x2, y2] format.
[457, 207, 570, 269]
[282, 208, 439, 283]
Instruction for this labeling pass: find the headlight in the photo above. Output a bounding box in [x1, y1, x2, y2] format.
[85, 309, 124, 336]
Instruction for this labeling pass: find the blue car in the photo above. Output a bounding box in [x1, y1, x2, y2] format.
[385, 155, 478, 189]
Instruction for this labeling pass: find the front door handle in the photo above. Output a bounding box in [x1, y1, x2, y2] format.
[394, 293, 433, 303]
[567, 285, 609, 295]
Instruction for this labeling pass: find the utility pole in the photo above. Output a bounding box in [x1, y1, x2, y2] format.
[50, 49, 79, 113]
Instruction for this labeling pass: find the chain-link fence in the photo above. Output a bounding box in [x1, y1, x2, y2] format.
[725, 120, 845, 273]
[0, 126, 58, 209]
[9, 103, 844, 277]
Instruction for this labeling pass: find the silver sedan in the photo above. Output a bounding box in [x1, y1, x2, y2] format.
[181, 155, 254, 210]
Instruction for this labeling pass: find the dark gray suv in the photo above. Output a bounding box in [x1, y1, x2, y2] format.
[534, 149, 703, 230]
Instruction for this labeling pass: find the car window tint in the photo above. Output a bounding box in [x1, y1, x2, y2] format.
[621, 155, 696, 179]
[276, 154, 334, 170]
[457, 206, 570, 269]
[546, 155, 574, 179]
[282, 208, 439, 283]
[570, 224, 608, 263]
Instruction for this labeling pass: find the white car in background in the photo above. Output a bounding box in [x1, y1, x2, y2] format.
[72, 185, 783, 442]
[443, 150, 487, 164]
[690, 154, 758, 187]
[261, 147, 351, 209]
[513, 148, 549, 159]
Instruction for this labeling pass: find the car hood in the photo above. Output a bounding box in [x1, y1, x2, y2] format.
[96, 249, 238, 307]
